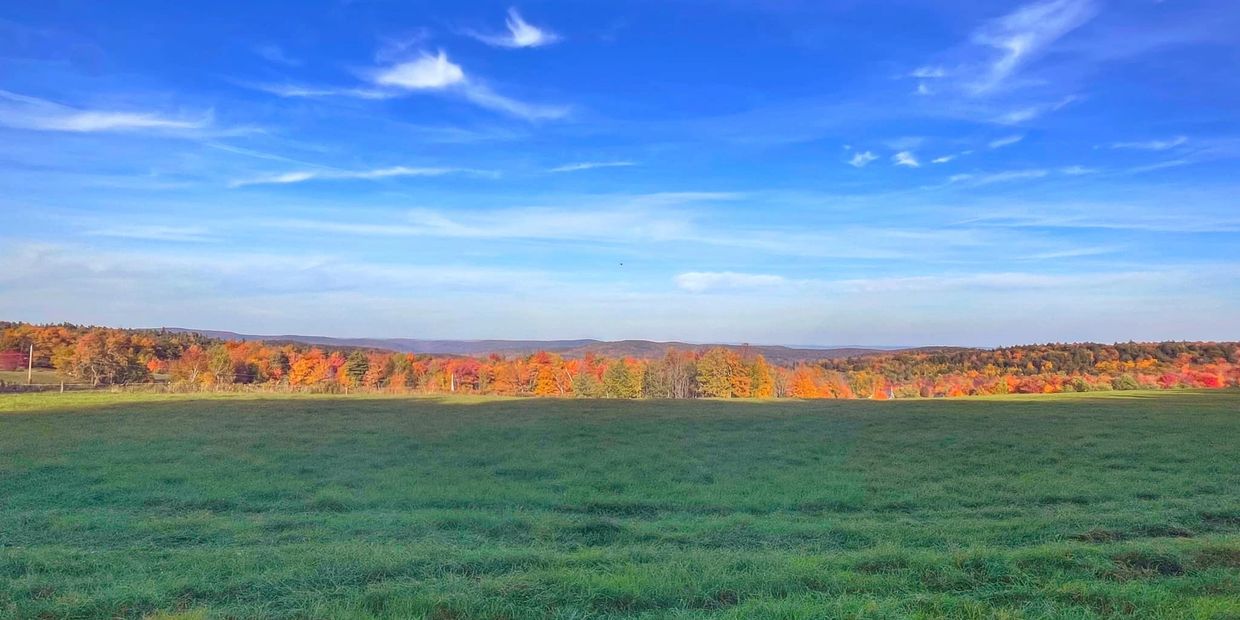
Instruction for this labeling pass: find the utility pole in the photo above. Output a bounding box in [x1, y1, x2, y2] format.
[27, 344, 33, 384]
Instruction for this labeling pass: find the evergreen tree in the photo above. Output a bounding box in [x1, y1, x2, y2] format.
[345, 351, 370, 386]
[603, 361, 639, 398]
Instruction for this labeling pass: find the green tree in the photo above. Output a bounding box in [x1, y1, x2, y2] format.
[603, 362, 639, 398]
[572, 371, 605, 398]
[345, 351, 370, 386]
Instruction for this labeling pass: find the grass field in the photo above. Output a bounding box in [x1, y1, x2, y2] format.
[0, 369, 63, 386]
[1, 391, 1237, 619]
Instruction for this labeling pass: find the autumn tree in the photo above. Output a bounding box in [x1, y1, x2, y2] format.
[624, 359, 645, 397]
[207, 344, 234, 385]
[850, 370, 877, 400]
[871, 379, 890, 400]
[326, 352, 347, 384]
[750, 355, 774, 398]
[532, 365, 557, 395]
[362, 352, 391, 388]
[288, 349, 329, 386]
[170, 345, 210, 386]
[696, 347, 735, 398]
[267, 349, 291, 383]
[788, 366, 820, 398]
[55, 330, 151, 386]
[7, 320, 1239, 399]
[729, 352, 752, 398]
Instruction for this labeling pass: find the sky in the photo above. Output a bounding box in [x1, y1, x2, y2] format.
[1, 0, 1238, 347]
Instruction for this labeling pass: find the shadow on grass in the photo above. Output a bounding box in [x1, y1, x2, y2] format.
[0, 392, 865, 416]
[2, 387, 1234, 418]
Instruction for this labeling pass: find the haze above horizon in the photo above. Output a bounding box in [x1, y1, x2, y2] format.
[2, 0, 1238, 347]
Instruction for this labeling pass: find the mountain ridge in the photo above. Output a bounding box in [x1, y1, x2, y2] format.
[157, 328, 933, 365]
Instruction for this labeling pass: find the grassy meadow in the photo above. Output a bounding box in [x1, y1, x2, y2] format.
[0, 369, 64, 386]
[0, 391, 1237, 619]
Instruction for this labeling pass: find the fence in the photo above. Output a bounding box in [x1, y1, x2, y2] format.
[0, 381, 93, 393]
[0, 380, 436, 395]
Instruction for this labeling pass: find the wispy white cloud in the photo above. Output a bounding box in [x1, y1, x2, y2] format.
[949, 169, 1048, 186]
[372, 50, 569, 120]
[549, 161, 636, 173]
[885, 136, 925, 150]
[250, 82, 394, 100]
[893, 151, 920, 167]
[1020, 246, 1117, 260]
[271, 204, 695, 243]
[85, 224, 214, 243]
[994, 94, 1079, 124]
[467, 8, 560, 48]
[1126, 159, 1190, 174]
[0, 90, 210, 133]
[247, 49, 568, 120]
[675, 271, 786, 293]
[835, 270, 1161, 293]
[988, 134, 1024, 149]
[254, 44, 301, 66]
[930, 150, 975, 165]
[0, 242, 547, 299]
[675, 268, 1182, 296]
[905, 0, 1095, 111]
[229, 166, 482, 188]
[244, 193, 742, 246]
[967, 0, 1097, 94]
[909, 66, 947, 79]
[958, 197, 1240, 233]
[1109, 136, 1187, 151]
[203, 142, 330, 168]
[372, 51, 466, 89]
[457, 82, 571, 120]
[1059, 165, 1097, 175]
[36, 112, 207, 132]
[901, 1, 1094, 130]
[848, 151, 878, 167]
[240, 206, 1031, 261]
[374, 30, 434, 64]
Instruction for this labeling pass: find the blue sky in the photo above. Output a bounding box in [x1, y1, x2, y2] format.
[1, 0, 1238, 346]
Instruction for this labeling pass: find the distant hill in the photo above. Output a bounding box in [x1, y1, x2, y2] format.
[159, 328, 901, 364]
[557, 340, 891, 365]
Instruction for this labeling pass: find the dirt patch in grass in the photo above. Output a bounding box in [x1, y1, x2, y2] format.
[1108, 550, 1186, 580]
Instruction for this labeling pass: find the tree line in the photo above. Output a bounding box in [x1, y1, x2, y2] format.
[2, 322, 1237, 398]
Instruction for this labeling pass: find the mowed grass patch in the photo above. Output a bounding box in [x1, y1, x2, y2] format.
[0, 391, 1237, 618]
[0, 369, 63, 385]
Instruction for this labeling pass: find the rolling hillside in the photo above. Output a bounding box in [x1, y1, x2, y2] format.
[160, 328, 897, 364]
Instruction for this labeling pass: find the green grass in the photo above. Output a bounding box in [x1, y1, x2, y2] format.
[0, 369, 64, 385]
[1, 391, 1237, 619]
